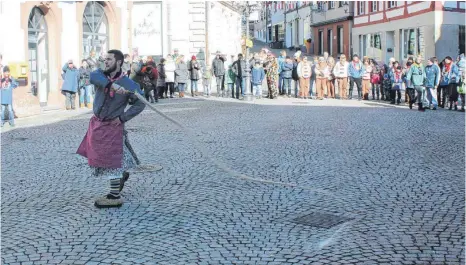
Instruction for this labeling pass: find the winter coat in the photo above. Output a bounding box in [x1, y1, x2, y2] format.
[61, 64, 80, 93]
[251, 66, 265, 85]
[391, 71, 403, 90]
[156, 64, 166, 87]
[440, 63, 460, 86]
[382, 76, 393, 91]
[165, 61, 176, 83]
[406, 63, 426, 87]
[424, 64, 440, 88]
[226, 63, 236, 84]
[212, 57, 226, 76]
[348, 61, 364, 79]
[0, 77, 18, 105]
[277, 56, 286, 74]
[175, 61, 189, 84]
[188, 60, 201, 80]
[129, 62, 142, 81]
[333, 61, 349, 78]
[281, 62, 293, 79]
[79, 67, 91, 87]
[371, 64, 382, 84]
[232, 60, 247, 78]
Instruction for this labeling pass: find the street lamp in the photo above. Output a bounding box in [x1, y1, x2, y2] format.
[240, 1, 260, 101]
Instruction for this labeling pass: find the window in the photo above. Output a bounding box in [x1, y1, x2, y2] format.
[328, 1, 335, 9]
[358, 1, 365, 15]
[339, 1, 349, 8]
[317, 1, 324, 11]
[370, 33, 382, 49]
[278, 24, 285, 41]
[388, 1, 397, 9]
[318, 30, 324, 54]
[371, 1, 378, 12]
[337, 27, 344, 54]
[327, 29, 333, 55]
[460, 25, 465, 55]
[402, 28, 417, 58]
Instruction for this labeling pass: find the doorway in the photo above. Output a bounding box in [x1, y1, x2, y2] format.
[386, 31, 395, 62]
[28, 7, 49, 106]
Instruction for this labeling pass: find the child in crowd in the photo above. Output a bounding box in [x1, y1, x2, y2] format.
[251, 60, 265, 99]
[458, 71, 466, 112]
[0, 66, 18, 127]
[390, 66, 403, 105]
[203, 65, 212, 97]
[382, 73, 392, 102]
[281, 56, 294, 97]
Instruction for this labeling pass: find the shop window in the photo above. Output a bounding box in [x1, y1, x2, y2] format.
[317, 1, 324, 11]
[370, 33, 382, 49]
[402, 28, 417, 59]
[278, 24, 285, 41]
[339, 1, 348, 8]
[337, 27, 344, 54]
[328, 1, 335, 9]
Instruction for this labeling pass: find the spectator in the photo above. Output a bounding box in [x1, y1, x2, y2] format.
[0, 66, 18, 127]
[251, 60, 265, 99]
[281, 56, 294, 97]
[188, 55, 201, 97]
[61, 60, 80, 110]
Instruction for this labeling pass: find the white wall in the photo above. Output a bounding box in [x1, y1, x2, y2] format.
[1, 2, 25, 65]
[58, 2, 79, 66]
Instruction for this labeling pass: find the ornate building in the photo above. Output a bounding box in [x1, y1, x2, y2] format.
[0, 1, 242, 117]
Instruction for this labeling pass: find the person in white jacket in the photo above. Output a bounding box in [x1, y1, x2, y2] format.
[164, 55, 176, 98]
[297, 56, 312, 99]
[314, 57, 330, 100]
[333, 54, 349, 99]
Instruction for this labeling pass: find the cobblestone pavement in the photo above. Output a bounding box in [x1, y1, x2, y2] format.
[1, 97, 465, 265]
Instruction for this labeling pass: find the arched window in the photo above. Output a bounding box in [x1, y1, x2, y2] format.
[28, 7, 49, 103]
[82, 1, 108, 60]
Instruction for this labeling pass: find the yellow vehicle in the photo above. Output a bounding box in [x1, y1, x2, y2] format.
[7, 62, 29, 86]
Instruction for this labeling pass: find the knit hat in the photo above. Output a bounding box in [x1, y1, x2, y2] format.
[3, 65, 10, 72]
[192, 55, 196, 60]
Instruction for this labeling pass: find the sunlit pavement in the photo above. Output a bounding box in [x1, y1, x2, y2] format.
[1, 97, 464, 264]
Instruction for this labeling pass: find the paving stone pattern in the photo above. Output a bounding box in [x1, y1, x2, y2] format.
[1, 98, 465, 265]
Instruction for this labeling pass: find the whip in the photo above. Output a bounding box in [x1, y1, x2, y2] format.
[131, 91, 336, 197]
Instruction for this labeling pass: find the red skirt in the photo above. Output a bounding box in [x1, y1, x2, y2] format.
[76, 116, 124, 168]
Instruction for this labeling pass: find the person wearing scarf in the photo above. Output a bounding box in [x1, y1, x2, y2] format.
[406, 55, 427, 111]
[76, 49, 145, 208]
[348, 54, 364, 100]
[0, 66, 18, 127]
[439, 56, 460, 110]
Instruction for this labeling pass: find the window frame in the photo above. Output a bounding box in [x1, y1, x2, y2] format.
[371, 1, 378, 12]
[387, 1, 397, 9]
[328, 1, 335, 9]
[358, 1, 365, 15]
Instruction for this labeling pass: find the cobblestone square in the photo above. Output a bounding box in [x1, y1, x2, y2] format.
[1, 98, 465, 264]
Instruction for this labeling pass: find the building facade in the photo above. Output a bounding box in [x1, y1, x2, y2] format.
[0, 1, 241, 117]
[310, 1, 354, 58]
[352, 1, 466, 63]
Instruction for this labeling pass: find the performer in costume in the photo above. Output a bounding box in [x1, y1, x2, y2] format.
[77, 49, 145, 208]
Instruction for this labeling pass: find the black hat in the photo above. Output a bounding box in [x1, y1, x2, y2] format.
[3, 66, 10, 73]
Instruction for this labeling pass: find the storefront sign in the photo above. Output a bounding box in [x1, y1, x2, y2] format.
[132, 2, 162, 56]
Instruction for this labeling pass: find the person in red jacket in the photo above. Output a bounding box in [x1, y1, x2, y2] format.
[141, 60, 158, 103]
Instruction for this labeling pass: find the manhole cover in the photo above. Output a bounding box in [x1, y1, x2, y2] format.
[291, 212, 353, 229]
[128, 164, 163, 173]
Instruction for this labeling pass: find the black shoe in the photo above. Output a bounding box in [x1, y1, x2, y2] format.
[449, 102, 453, 110]
[390, 100, 395, 104]
[418, 103, 425, 112]
[409, 101, 413, 109]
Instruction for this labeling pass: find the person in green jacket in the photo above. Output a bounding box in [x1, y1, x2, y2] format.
[225, 55, 236, 98]
[406, 55, 427, 111]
